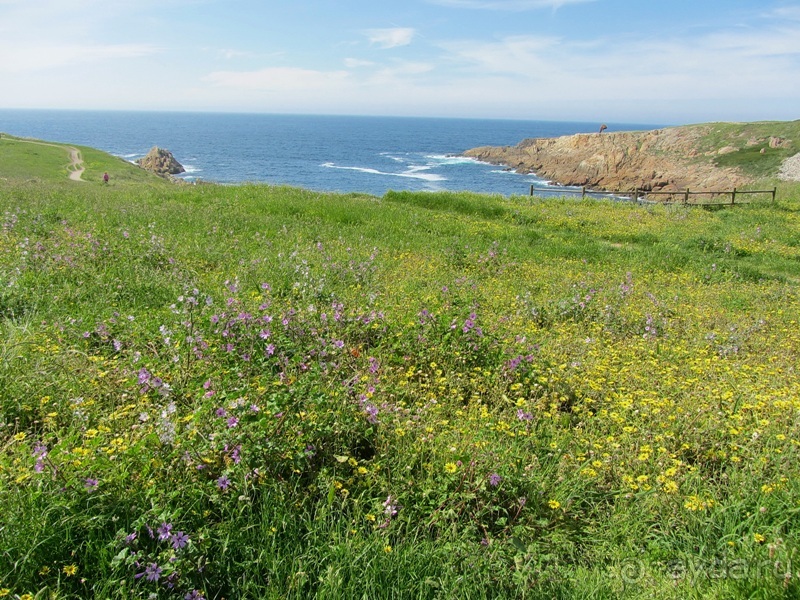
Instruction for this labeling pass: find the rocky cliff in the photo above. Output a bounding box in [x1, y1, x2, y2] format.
[137, 147, 185, 177]
[464, 126, 753, 192]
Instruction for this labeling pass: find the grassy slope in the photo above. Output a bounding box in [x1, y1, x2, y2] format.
[1, 138, 800, 599]
[693, 120, 800, 179]
[0, 133, 169, 187]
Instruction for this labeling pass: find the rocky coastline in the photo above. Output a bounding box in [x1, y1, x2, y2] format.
[463, 125, 788, 192]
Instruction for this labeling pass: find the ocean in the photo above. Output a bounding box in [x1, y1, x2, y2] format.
[0, 110, 661, 197]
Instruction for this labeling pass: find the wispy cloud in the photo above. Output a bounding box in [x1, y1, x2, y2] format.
[429, 0, 594, 10]
[0, 42, 160, 73]
[203, 67, 350, 91]
[345, 58, 376, 68]
[364, 28, 416, 49]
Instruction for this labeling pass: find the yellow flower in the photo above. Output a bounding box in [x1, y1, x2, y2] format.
[548, 500, 561, 510]
[444, 462, 458, 473]
[63, 564, 78, 576]
[754, 533, 766, 544]
[662, 481, 679, 494]
[39, 565, 51, 575]
[19, 594, 33, 600]
[384, 545, 393, 553]
[0, 589, 10, 598]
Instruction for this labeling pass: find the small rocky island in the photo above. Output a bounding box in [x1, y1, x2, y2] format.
[464, 124, 795, 192]
[137, 147, 185, 178]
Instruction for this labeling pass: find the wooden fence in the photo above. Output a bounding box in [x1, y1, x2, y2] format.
[529, 185, 777, 205]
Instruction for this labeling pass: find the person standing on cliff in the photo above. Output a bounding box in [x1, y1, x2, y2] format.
[599, 124, 608, 134]
[103, 172, 109, 184]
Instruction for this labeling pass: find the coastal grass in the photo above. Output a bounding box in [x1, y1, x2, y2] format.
[2, 141, 800, 599]
[693, 120, 800, 179]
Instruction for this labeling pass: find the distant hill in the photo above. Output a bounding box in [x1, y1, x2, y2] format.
[464, 121, 800, 192]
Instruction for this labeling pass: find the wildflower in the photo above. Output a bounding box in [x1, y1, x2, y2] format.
[19, 595, 33, 600]
[444, 462, 458, 473]
[227, 416, 239, 428]
[384, 545, 392, 553]
[157, 522, 173, 541]
[171, 531, 190, 550]
[0, 589, 10, 597]
[124, 532, 137, 545]
[185, 591, 205, 600]
[383, 495, 399, 517]
[548, 500, 561, 510]
[488, 473, 502, 487]
[63, 564, 78, 576]
[516, 409, 533, 421]
[217, 475, 231, 491]
[754, 533, 766, 544]
[84, 478, 99, 491]
[144, 562, 162, 582]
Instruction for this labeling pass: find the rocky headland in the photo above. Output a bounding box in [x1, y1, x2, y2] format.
[464, 123, 799, 192]
[137, 147, 185, 178]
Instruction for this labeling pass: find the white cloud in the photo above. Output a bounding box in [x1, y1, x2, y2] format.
[365, 28, 416, 49]
[203, 67, 350, 91]
[344, 58, 376, 68]
[0, 42, 160, 73]
[429, 0, 594, 10]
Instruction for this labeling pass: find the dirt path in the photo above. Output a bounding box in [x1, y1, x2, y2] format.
[4, 136, 85, 181]
[66, 146, 85, 181]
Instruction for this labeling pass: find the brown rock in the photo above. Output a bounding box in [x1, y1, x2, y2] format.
[137, 147, 185, 176]
[463, 126, 751, 192]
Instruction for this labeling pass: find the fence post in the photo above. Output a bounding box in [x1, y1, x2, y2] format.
[684, 188, 689, 205]
[773, 187, 777, 202]
[530, 184, 534, 197]
[582, 186, 586, 198]
[732, 187, 736, 205]
[633, 188, 638, 202]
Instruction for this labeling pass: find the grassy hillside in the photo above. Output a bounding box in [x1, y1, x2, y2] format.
[1, 140, 800, 599]
[695, 121, 800, 179]
[0, 133, 169, 187]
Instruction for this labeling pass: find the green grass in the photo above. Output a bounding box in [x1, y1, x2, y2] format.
[1, 137, 800, 599]
[691, 120, 800, 178]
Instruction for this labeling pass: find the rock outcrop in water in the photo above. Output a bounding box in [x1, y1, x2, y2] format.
[464, 126, 752, 192]
[137, 147, 185, 177]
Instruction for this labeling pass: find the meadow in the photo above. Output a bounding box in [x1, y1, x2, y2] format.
[1, 135, 800, 599]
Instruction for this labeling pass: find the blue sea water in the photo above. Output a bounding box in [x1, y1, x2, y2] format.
[0, 110, 661, 197]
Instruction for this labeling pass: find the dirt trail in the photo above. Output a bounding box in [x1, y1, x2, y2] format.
[3, 136, 85, 181]
[66, 147, 85, 181]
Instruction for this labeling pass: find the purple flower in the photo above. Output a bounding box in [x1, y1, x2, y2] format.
[124, 532, 137, 545]
[383, 495, 399, 517]
[157, 522, 173, 541]
[227, 416, 239, 428]
[516, 409, 533, 422]
[84, 477, 99, 491]
[185, 591, 204, 600]
[137, 367, 151, 385]
[170, 531, 190, 549]
[488, 473, 502, 487]
[215, 407, 227, 418]
[217, 475, 231, 491]
[144, 562, 162, 582]
[265, 343, 275, 356]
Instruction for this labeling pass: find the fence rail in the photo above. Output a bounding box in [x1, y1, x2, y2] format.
[529, 185, 777, 205]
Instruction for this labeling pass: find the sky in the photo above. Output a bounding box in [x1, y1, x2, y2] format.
[1, 0, 799, 124]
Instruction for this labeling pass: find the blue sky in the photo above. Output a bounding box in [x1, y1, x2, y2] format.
[1, 0, 798, 124]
